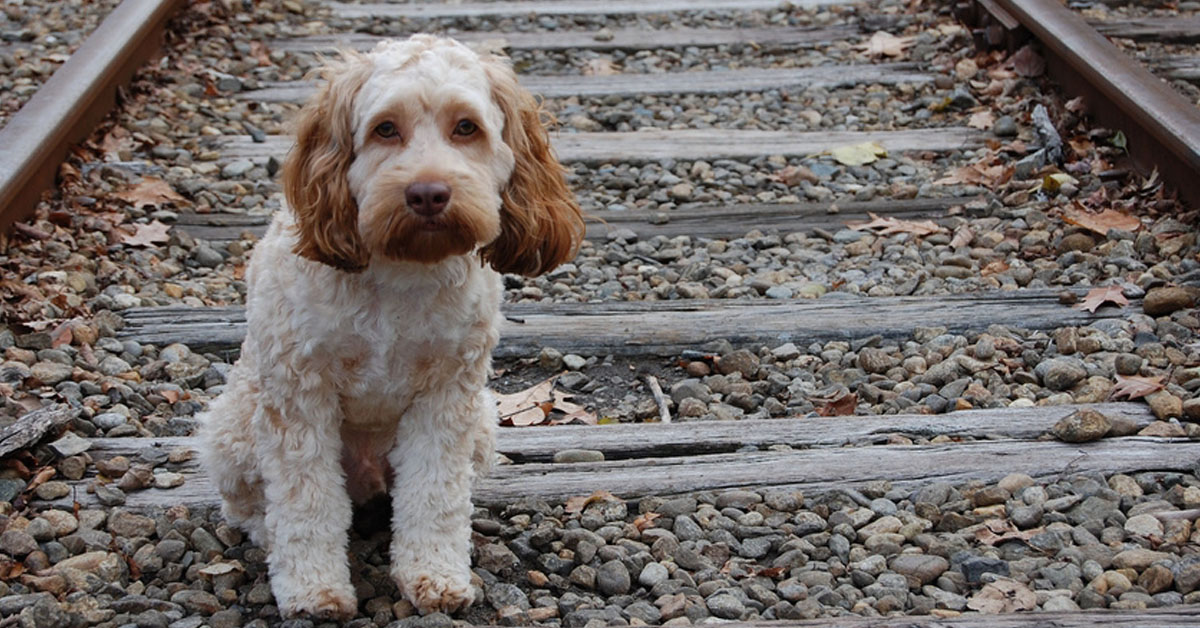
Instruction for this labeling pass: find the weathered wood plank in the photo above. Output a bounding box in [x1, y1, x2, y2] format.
[117, 289, 1134, 358]
[329, 0, 846, 20]
[171, 197, 972, 244]
[243, 63, 933, 103]
[734, 608, 1200, 627]
[0, 405, 76, 459]
[53, 403, 1153, 465]
[270, 24, 859, 54]
[220, 128, 986, 165]
[1090, 16, 1200, 44]
[1156, 55, 1200, 84]
[42, 436, 1200, 510]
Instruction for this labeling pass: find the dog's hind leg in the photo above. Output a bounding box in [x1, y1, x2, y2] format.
[197, 367, 268, 547]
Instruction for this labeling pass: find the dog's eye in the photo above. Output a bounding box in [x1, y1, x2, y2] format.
[453, 119, 477, 137]
[374, 121, 399, 139]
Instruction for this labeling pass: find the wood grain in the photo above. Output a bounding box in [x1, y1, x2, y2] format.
[329, 0, 846, 19]
[41, 433, 1199, 510]
[270, 24, 860, 54]
[220, 128, 985, 165]
[244, 63, 933, 103]
[171, 197, 973, 244]
[117, 289, 1133, 358]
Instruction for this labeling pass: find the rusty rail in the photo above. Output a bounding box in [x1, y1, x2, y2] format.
[0, 0, 186, 232]
[959, 0, 1200, 208]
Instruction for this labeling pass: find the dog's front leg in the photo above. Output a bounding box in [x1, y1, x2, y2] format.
[255, 401, 357, 620]
[388, 390, 487, 615]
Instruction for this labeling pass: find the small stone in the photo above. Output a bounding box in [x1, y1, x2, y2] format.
[1124, 513, 1165, 538]
[596, 560, 630, 596]
[552, 449, 604, 463]
[1050, 408, 1111, 442]
[0, 529, 38, 556]
[170, 589, 222, 614]
[992, 115, 1018, 137]
[1058, 233, 1096, 253]
[705, 593, 746, 619]
[890, 554, 949, 586]
[30, 361, 73, 385]
[34, 481, 70, 500]
[153, 471, 185, 489]
[562, 354, 587, 371]
[1039, 358, 1087, 391]
[1145, 391, 1183, 420]
[48, 432, 91, 457]
[716, 349, 759, 379]
[639, 562, 669, 588]
[1144, 287, 1195, 316]
[1112, 549, 1172, 571]
[1139, 421, 1186, 438]
[1140, 564, 1175, 594]
[537, 348, 563, 370]
[1172, 555, 1200, 594]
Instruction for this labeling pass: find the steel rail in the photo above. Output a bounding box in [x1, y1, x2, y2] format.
[0, 0, 186, 232]
[964, 0, 1200, 207]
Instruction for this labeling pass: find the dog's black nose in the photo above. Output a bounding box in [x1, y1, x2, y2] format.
[405, 181, 451, 216]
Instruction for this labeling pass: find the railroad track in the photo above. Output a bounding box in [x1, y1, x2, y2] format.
[1, 0, 1200, 625]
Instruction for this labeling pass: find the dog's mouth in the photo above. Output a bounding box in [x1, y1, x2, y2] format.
[414, 216, 449, 232]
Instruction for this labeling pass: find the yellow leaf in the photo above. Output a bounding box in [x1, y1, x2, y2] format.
[1040, 173, 1076, 193]
[830, 141, 887, 166]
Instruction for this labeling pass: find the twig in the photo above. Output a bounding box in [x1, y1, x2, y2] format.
[643, 375, 671, 424]
[1153, 508, 1200, 522]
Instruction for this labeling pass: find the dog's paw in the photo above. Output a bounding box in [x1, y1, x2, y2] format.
[279, 585, 358, 621]
[396, 569, 475, 615]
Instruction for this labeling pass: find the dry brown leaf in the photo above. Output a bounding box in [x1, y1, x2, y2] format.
[858, 31, 913, 57]
[934, 162, 1009, 187]
[967, 110, 995, 130]
[1007, 44, 1045, 77]
[583, 58, 618, 76]
[120, 220, 172, 248]
[967, 578, 1037, 613]
[1062, 203, 1141, 235]
[497, 375, 597, 427]
[1074, 285, 1129, 313]
[198, 560, 245, 576]
[633, 512, 661, 532]
[816, 392, 858, 417]
[975, 518, 1044, 546]
[981, 260, 1010, 276]
[950, 225, 974, 248]
[564, 489, 622, 515]
[774, 165, 819, 186]
[846, 212, 944, 236]
[1110, 374, 1166, 401]
[99, 127, 138, 161]
[115, 178, 189, 209]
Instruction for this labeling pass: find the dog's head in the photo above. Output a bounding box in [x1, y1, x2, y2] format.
[282, 35, 583, 276]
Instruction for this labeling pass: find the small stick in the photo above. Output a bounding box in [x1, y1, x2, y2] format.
[644, 375, 671, 424]
[1153, 508, 1200, 522]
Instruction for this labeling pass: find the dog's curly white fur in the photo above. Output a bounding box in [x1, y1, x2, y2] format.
[197, 35, 582, 620]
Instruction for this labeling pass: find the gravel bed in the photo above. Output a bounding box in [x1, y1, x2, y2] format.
[2, 471, 1200, 627]
[2, 0, 1200, 624]
[0, 0, 124, 128]
[1074, 1, 1200, 104]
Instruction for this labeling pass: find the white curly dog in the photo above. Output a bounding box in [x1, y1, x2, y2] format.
[198, 35, 582, 620]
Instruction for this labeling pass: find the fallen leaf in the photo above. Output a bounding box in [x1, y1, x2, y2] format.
[846, 212, 945, 236]
[497, 375, 597, 427]
[1110, 374, 1165, 401]
[950, 225, 974, 248]
[633, 512, 661, 532]
[119, 220, 172, 248]
[967, 578, 1037, 613]
[1074, 285, 1129, 313]
[1065, 97, 1087, 114]
[857, 31, 913, 57]
[967, 110, 995, 130]
[565, 489, 622, 515]
[1062, 204, 1141, 235]
[115, 177, 189, 209]
[198, 560, 245, 576]
[981, 259, 1010, 276]
[583, 58, 618, 76]
[975, 519, 1044, 546]
[955, 58, 979, 80]
[830, 141, 887, 166]
[1040, 173, 1077, 194]
[774, 165, 819, 185]
[98, 127, 138, 161]
[815, 392, 858, 417]
[1007, 44, 1045, 77]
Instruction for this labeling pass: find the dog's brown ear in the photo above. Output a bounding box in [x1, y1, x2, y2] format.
[283, 52, 372, 272]
[480, 56, 584, 278]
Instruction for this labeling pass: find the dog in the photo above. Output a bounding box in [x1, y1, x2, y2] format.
[197, 35, 582, 620]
